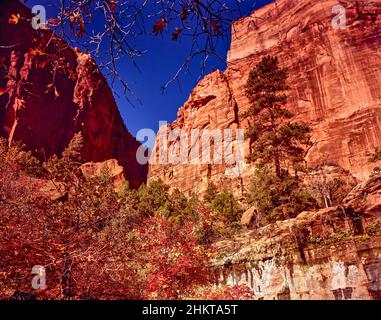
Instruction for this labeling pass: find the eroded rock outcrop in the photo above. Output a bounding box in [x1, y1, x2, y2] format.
[343, 174, 381, 215]
[0, 0, 147, 187]
[149, 0, 381, 194]
[213, 174, 381, 300]
[80, 159, 126, 189]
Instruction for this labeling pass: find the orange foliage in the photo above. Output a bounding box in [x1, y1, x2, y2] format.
[133, 216, 210, 299]
[8, 13, 20, 25]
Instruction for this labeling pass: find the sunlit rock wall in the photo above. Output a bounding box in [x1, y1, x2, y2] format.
[149, 0, 381, 194]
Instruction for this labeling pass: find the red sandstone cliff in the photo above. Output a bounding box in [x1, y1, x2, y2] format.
[149, 0, 381, 194]
[214, 174, 381, 300]
[0, 0, 147, 187]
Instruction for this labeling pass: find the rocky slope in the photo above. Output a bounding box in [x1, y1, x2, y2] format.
[213, 174, 381, 300]
[149, 0, 381, 194]
[0, 0, 147, 187]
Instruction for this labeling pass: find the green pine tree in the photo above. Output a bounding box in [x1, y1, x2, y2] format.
[244, 56, 313, 177]
[203, 182, 218, 204]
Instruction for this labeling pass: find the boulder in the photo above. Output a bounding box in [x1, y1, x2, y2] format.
[343, 174, 381, 216]
[80, 159, 126, 189]
[39, 180, 67, 201]
[241, 206, 265, 229]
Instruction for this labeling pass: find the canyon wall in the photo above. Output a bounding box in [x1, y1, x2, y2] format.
[213, 175, 381, 300]
[0, 0, 147, 187]
[216, 239, 381, 300]
[149, 0, 381, 194]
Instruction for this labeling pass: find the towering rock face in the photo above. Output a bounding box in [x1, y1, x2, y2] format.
[0, 0, 147, 187]
[149, 0, 381, 194]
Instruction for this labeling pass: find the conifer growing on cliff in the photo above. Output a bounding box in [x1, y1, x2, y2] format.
[244, 56, 313, 178]
[244, 56, 317, 221]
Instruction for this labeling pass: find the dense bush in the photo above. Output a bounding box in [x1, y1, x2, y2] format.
[211, 189, 243, 223]
[247, 166, 317, 222]
[0, 138, 43, 177]
[161, 189, 201, 222]
[307, 175, 353, 208]
[191, 285, 254, 300]
[203, 182, 218, 204]
[136, 178, 169, 216]
[132, 216, 210, 299]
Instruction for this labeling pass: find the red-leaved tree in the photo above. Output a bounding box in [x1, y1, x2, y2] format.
[133, 216, 210, 299]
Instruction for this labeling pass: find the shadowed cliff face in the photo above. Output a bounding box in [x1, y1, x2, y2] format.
[0, 0, 147, 188]
[149, 0, 381, 194]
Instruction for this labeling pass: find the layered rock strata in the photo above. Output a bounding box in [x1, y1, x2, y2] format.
[213, 175, 381, 300]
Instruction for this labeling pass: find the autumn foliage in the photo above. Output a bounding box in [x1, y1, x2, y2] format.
[0, 136, 252, 300]
[193, 285, 254, 300]
[133, 216, 210, 300]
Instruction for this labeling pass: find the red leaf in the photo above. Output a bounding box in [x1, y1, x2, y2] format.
[48, 18, 60, 26]
[210, 19, 221, 35]
[153, 18, 168, 35]
[9, 13, 21, 25]
[171, 28, 182, 41]
[180, 7, 189, 20]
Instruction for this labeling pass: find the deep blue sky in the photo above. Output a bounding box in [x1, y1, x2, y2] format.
[26, 0, 273, 137]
